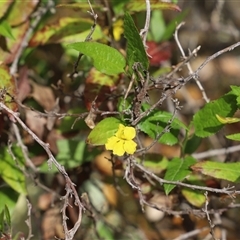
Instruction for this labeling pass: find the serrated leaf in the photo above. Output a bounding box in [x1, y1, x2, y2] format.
[67, 42, 126, 75]
[124, 12, 149, 74]
[191, 161, 240, 182]
[164, 156, 196, 195]
[87, 117, 122, 146]
[0, 21, 15, 40]
[0, 146, 26, 194]
[193, 92, 238, 138]
[226, 133, 240, 141]
[184, 134, 202, 154]
[126, 2, 181, 12]
[139, 120, 179, 145]
[138, 108, 187, 145]
[230, 85, 240, 107]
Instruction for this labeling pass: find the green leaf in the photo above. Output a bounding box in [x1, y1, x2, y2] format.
[57, 3, 101, 10]
[182, 188, 205, 207]
[0, 210, 4, 231]
[4, 205, 11, 228]
[216, 114, 240, 124]
[67, 42, 126, 75]
[0, 146, 27, 194]
[161, 9, 188, 41]
[58, 107, 88, 133]
[0, 186, 19, 214]
[124, 12, 149, 74]
[87, 117, 122, 146]
[141, 154, 168, 173]
[0, 65, 18, 111]
[149, 10, 166, 42]
[0, 1, 13, 19]
[40, 139, 100, 173]
[226, 133, 240, 141]
[193, 92, 238, 137]
[0, 21, 15, 40]
[191, 161, 240, 182]
[97, 221, 114, 240]
[164, 156, 196, 195]
[181, 174, 205, 207]
[183, 134, 202, 154]
[126, 2, 181, 12]
[30, 18, 104, 46]
[230, 85, 240, 107]
[138, 107, 187, 145]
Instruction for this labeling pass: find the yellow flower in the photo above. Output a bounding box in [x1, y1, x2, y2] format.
[105, 124, 137, 156]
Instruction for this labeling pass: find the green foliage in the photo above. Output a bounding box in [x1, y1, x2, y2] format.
[139, 104, 187, 145]
[164, 156, 196, 195]
[124, 12, 149, 74]
[0, 146, 26, 195]
[0, 205, 11, 235]
[2, 0, 240, 238]
[193, 90, 238, 137]
[87, 117, 122, 146]
[40, 139, 101, 173]
[183, 134, 202, 154]
[0, 186, 19, 214]
[192, 161, 240, 182]
[0, 20, 15, 40]
[67, 42, 126, 75]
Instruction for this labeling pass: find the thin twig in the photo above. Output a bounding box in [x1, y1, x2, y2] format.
[134, 161, 240, 195]
[0, 102, 84, 240]
[203, 192, 218, 240]
[174, 22, 209, 102]
[25, 199, 34, 240]
[193, 144, 240, 159]
[172, 227, 209, 240]
[68, 0, 98, 80]
[140, 0, 151, 50]
[137, 98, 180, 153]
[12, 123, 38, 172]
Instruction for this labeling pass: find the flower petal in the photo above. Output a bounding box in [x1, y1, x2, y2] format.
[123, 126, 136, 140]
[115, 124, 125, 138]
[112, 139, 125, 156]
[105, 136, 119, 151]
[123, 140, 137, 154]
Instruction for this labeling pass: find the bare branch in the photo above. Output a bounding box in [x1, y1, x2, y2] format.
[134, 160, 240, 195]
[172, 227, 209, 240]
[193, 144, 240, 160]
[25, 199, 34, 240]
[203, 192, 218, 240]
[68, 0, 98, 80]
[140, 0, 151, 50]
[0, 102, 84, 240]
[174, 22, 209, 102]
